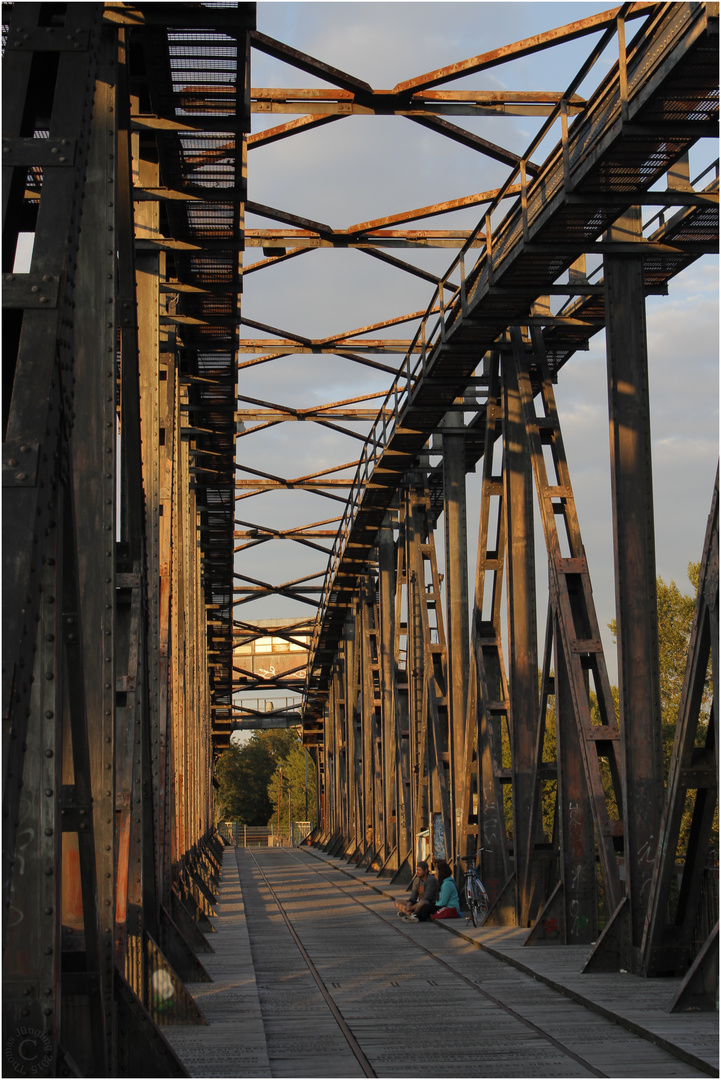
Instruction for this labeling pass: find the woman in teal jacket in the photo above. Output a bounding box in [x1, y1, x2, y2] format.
[431, 859, 461, 920]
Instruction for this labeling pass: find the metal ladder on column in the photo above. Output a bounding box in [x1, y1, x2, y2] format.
[513, 326, 624, 920]
[459, 352, 514, 912]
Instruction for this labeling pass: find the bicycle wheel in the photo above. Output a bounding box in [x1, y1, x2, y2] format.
[471, 879, 489, 925]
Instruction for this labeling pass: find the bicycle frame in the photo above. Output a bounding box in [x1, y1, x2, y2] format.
[456, 852, 490, 927]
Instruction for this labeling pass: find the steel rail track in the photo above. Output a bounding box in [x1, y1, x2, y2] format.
[246, 847, 376, 1078]
[246, 847, 608, 1079]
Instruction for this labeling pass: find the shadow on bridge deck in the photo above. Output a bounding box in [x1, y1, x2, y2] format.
[165, 847, 718, 1080]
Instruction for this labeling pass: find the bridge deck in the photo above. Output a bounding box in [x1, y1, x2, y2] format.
[166, 848, 717, 1079]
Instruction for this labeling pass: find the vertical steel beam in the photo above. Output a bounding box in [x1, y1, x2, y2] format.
[360, 579, 375, 856]
[642, 474, 718, 983]
[463, 355, 513, 907]
[338, 655, 350, 844]
[60, 480, 110, 1069]
[157, 359, 174, 907]
[393, 504, 413, 864]
[343, 613, 360, 852]
[404, 479, 431, 853]
[379, 513, 399, 866]
[2, 0, 100, 951]
[605, 208, 664, 955]
[519, 600, 558, 930]
[554, 616, 599, 944]
[329, 660, 343, 840]
[69, 15, 116, 1066]
[370, 571, 386, 859]
[133, 143, 164, 921]
[407, 476, 452, 860]
[503, 354, 538, 923]
[400, 483, 419, 852]
[116, 28, 152, 1008]
[4, 517, 63, 1077]
[2, 4, 110, 1070]
[329, 656, 340, 837]
[442, 413, 470, 857]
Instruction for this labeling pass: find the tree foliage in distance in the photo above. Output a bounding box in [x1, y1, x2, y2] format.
[610, 562, 716, 857]
[608, 562, 712, 776]
[268, 741, 317, 834]
[215, 728, 298, 825]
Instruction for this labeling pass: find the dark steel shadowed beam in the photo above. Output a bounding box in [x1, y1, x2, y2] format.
[250, 29, 373, 95]
[641, 473, 718, 992]
[359, 246, 458, 290]
[503, 348, 538, 924]
[407, 115, 541, 174]
[246, 199, 334, 235]
[442, 412, 470, 855]
[248, 112, 344, 148]
[603, 207, 664, 963]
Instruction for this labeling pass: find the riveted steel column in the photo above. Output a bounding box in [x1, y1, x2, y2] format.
[555, 614, 599, 944]
[4, 520, 63, 1077]
[442, 412, 469, 857]
[339, 652, 350, 844]
[360, 579, 375, 854]
[342, 612, 359, 851]
[379, 512, 398, 863]
[405, 481, 428, 850]
[605, 208, 664, 955]
[70, 16, 116, 1067]
[131, 120, 165, 917]
[157, 358, 174, 906]
[393, 499, 413, 863]
[2, 2, 101, 959]
[331, 656, 342, 837]
[330, 659, 345, 840]
[503, 355, 538, 922]
[468, 355, 512, 900]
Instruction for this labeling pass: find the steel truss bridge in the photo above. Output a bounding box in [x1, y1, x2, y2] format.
[2, 2, 719, 1075]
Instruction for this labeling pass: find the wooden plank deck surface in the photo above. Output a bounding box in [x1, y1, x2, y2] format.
[166, 847, 718, 1079]
[164, 850, 272, 1077]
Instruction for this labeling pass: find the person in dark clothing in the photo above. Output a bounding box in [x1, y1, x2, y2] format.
[394, 860, 439, 921]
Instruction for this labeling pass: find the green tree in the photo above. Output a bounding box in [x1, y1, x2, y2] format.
[503, 565, 714, 871]
[608, 562, 716, 856]
[609, 562, 712, 776]
[215, 728, 298, 825]
[528, 692, 615, 845]
[540, 702, 558, 842]
[268, 741, 317, 834]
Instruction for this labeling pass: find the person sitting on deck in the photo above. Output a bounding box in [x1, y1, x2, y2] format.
[394, 860, 438, 922]
[430, 859, 461, 920]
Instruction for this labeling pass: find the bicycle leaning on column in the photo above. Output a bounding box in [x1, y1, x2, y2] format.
[456, 849, 491, 927]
